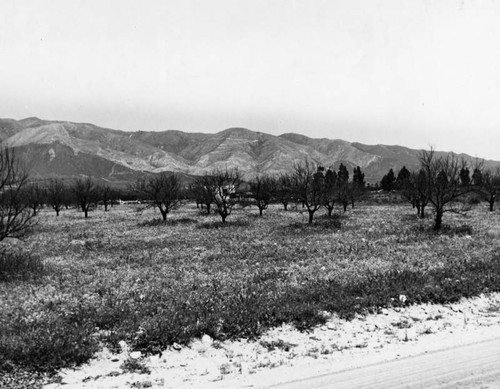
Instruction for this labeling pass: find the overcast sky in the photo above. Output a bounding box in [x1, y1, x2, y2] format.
[1, 0, 500, 160]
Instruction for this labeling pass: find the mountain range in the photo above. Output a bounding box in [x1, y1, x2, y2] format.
[1, 117, 498, 186]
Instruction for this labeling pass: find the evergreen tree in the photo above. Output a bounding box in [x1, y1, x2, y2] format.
[337, 163, 349, 183]
[380, 168, 396, 191]
[350, 166, 365, 208]
[336, 163, 350, 211]
[472, 168, 483, 187]
[459, 167, 470, 186]
[353, 166, 365, 189]
[395, 166, 411, 189]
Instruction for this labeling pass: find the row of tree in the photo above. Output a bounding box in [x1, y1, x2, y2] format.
[379, 149, 500, 230]
[187, 161, 367, 224]
[23, 177, 117, 218]
[112, 162, 369, 224]
[2, 144, 499, 242]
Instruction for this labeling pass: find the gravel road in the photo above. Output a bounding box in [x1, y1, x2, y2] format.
[269, 337, 500, 389]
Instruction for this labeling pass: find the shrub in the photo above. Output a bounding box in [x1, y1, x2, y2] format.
[196, 219, 250, 229]
[0, 312, 98, 372]
[138, 217, 197, 227]
[0, 249, 44, 282]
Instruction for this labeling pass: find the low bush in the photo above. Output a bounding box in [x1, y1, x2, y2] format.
[0, 249, 44, 282]
[196, 219, 250, 229]
[137, 217, 197, 227]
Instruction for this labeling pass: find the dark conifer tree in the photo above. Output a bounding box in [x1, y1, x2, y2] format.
[380, 168, 396, 191]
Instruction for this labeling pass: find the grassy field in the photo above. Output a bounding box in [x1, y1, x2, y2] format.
[1, 201, 500, 374]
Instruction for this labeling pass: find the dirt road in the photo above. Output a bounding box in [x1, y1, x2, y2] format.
[269, 337, 500, 389]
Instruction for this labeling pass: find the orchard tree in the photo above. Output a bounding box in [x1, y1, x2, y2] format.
[323, 168, 337, 216]
[481, 168, 500, 211]
[190, 176, 214, 214]
[396, 166, 428, 217]
[250, 175, 275, 216]
[99, 184, 114, 212]
[47, 178, 66, 216]
[418, 149, 474, 231]
[0, 147, 34, 240]
[293, 160, 324, 224]
[275, 173, 294, 211]
[72, 177, 99, 218]
[138, 172, 182, 221]
[208, 168, 241, 223]
[25, 182, 46, 216]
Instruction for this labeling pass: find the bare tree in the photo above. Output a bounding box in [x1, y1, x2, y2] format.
[205, 168, 241, 223]
[323, 168, 337, 216]
[72, 177, 98, 218]
[25, 182, 46, 216]
[47, 178, 66, 216]
[190, 177, 214, 214]
[293, 160, 324, 224]
[99, 184, 114, 212]
[249, 175, 274, 216]
[275, 173, 294, 211]
[137, 173, 182, 221]
[0, 147, 34, 240]
[396, 168, 429, 218]
[418, 149, 475, 231]
[481, 168, 500, 211]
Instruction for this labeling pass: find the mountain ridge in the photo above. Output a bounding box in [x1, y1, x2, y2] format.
[1, 117, 498, 185]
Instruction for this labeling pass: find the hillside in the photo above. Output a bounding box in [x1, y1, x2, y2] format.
[1, 117, 498, 184]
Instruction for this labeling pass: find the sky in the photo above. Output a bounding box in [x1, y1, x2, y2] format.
[1, 0, 500, 160]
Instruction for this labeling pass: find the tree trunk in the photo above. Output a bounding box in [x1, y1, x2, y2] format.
[489, 197, 495, 212]
[84, 209, 89, 218]
[420, 205, 425, 219]
[259, 208, 263, 216]
[308, 210, 314, 224]
[161, 209, 167, 221]
[327, 207, 333, 217]
[221, 213, 227, 223]
[343, 202, 348, 212]
[282, 202, 288, 211]
[434, 210, 443, 231]
[56, 209, 60, 216]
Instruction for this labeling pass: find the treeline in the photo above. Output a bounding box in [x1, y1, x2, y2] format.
[22, 177, 124, 218]
[8, 159, 369, 229]
[378, 149, 500, 230]
[1, 146, 500, 242]
[189, 161, 366, 224]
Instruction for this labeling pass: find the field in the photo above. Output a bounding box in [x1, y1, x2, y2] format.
[1, 201, 500, 380]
